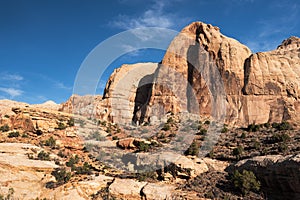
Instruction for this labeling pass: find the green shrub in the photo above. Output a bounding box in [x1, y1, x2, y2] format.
[231, 170, 260, 195]
[185, 141, 199, 156]
[204, 120, 210, 125]
[44, 136, 56, 148]
[232, 145, 244, 160]
[8, 131, 19, 138]
[67, 117, 75, 127]
[272, 133, 290, 143]
[161, 123, 171, 131]
[112, 136, 118, 140]
[241, 132, 246, 139]
[247, 123, 260, 132]
[57, 122, 66, 130]
[167, 117, 174, 124]
[75, 162, 92, 175]
[199, 128, 207, 135]
[4, 114, 10, 118]
[221, 125, 229, 133]
[66, 155, 79, 168]
[272, 121, 292, 131]
[51, 168, 71, 184]
[22, 133, 29, 138]
[0, 124, 9, 132]
[38, 150, 50, 161]
[136, 141, 150, 152]
[90, 131, 106, 141]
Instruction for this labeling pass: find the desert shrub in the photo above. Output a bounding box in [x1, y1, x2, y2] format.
[4, 114, 10, 118]
[204, 120, 210, 125]
[272, 121, 292, 131]
[161, 123, 171, 131]
[232, 145, 244, 160]
[241, 132, 246, 139]
[51, 168, 71, 184]
[57, 122, 66, 130]
[137, 171, 157, 181]
[221, 125, 229, 133]
[136, 141, 150, 152]
[58, 150, 67, 158]
[263, 122, 270, 128]
[22, 133, 29, 138]
[247, 123, 260, 132]
[66, 155, 79, 168]
[167, 117, 174, 124]
[75, 162, 92, 175]
[8, 131, 20, 138]
[231, 170, 260, 195]
[199, 128, 207, 135]
[0, 124, 9, 132]
[83, 143, 94, 152]
[44, 136, 56, 148]
[38, 150, 50, 161]
[90, 131, 106, 141]
[271, 133, 290, 143]
[185, 141, 199, 156]
[67, 117, 75, 127]
[112, 136, 118, 140]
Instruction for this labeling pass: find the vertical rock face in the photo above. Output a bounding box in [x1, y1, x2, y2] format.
[61, 22, 300, 127]
[144, 22, 300, 127]
[102, 63, 158, 124]
[146, 22, 252, 125]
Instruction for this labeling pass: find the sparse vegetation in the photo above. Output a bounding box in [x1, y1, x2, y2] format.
[51, 168, 71, 184]
[0, 124, 9, 132]
[56, 122, 66, 130]
[67, 117, 75, 127]
[90, 131, 106, 141]
[75, 162, 92, 175]
[112, 136, 119, 140]
[161, 123, 171, 131]
[232, 145, 244, 160]
[272, 121, 293, 131]
[231, 170, 260, 195]
[66, 155, 79, 168]
[37, 150, 50, 161]
[185, 141, 199, 156]
[271, 133, 290, 143]
[8, 131, 20, 138]
[204, 120, 210, 125]
[44, 136, 56, 148]
[247, 123, 260, 132]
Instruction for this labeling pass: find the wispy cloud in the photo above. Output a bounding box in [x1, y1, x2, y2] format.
[0, 87, 23, 98]
[0, 72, 24, 99]
[1, 73, 23, 81]
[54, 82, 72, 90]
[112, 0, 174, 29]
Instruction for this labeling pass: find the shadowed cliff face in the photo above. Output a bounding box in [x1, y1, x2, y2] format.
[132, 74, 154, 124]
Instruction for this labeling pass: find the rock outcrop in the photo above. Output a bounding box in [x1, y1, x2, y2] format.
[60, 22, 300, 128]
[234, 154, 300, 199]
[143, 22, 300, 127]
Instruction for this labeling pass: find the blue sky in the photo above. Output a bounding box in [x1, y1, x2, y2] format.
[0, 0, 299, 104]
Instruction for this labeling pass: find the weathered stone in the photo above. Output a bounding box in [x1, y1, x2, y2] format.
[235, 154, 300, 199]
[109, 178, 147, 199]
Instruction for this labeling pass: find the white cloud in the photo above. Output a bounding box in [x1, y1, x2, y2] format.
[0, 87, 23, 98]
[112, 0, 174, 29]
[54, 82, 72, 90]
[2, 74, 23, 81]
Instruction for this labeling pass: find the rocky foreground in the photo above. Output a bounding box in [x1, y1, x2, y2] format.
[1, 21, 300, 199]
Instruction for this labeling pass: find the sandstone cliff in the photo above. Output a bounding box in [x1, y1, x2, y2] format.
[61, 22, 300, 128]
